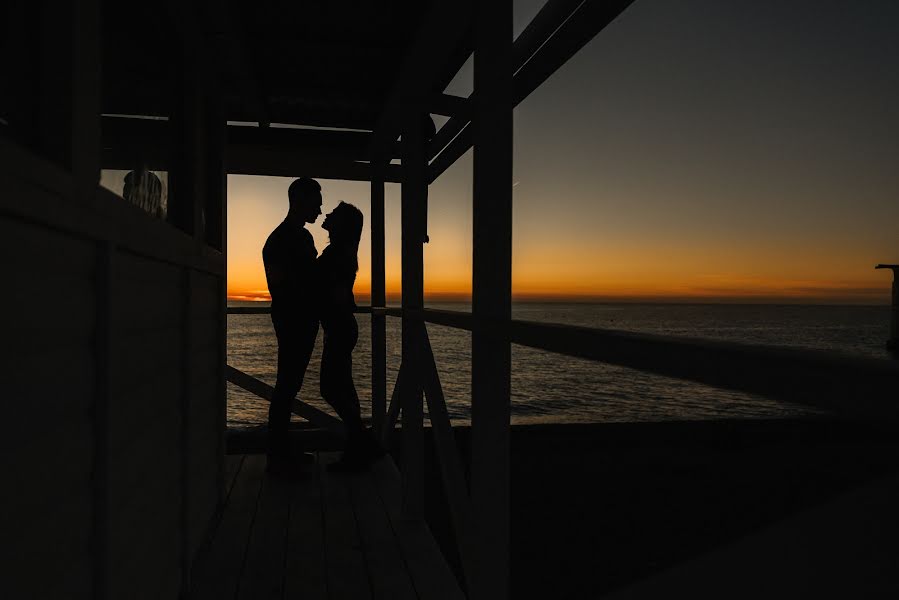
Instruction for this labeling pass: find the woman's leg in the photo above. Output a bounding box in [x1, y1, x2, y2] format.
[321, 319, 364, 436]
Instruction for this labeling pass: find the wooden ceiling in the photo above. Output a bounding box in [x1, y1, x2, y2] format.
[101, 0, 468, 131]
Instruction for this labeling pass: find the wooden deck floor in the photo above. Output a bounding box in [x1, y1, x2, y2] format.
[190, 453, 464, 600]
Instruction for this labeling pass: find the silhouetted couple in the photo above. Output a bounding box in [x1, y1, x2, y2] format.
[262, 177, 382, 477]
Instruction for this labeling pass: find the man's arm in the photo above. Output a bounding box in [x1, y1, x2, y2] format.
[262, 237, 287, 296]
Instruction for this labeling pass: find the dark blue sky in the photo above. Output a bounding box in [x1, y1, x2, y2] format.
[227, 1, 898, 302]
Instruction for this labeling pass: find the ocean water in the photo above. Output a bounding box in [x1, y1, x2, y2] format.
[227, 302, 893, 428]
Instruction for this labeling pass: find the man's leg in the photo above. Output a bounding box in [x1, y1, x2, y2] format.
[269, 323, 317, 461]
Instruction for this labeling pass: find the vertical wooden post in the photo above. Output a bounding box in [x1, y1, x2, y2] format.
[211, 92, 229, 514]
[36, 0, 101, 185]
[169, 39, 206, 239]
[401, 118, 427, 518]
[471, 1, 513, 598]
[371, 173, 387, 433]
[876, 265, 899, 353]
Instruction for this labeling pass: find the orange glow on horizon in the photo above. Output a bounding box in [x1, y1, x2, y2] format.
[226, 176, 895, 307]
[228, 273, 890, 304]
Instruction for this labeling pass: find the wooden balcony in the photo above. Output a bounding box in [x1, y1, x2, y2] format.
[190, 453, 462, 600]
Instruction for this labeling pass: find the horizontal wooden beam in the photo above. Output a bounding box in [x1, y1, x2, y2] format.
[385, 308, 899, 423]
[225, 365, 344, 433]
[101, 89, 381, 131]
[101, 117, 403, 181]
[428, 0, 635, 177]
[428, 122, 472, 184]
[102, 116, 400, 160]
[227, 145, 402, 181]
[511, 0, 583, 73]
[512, 0, 635, 105]
[429, 1, 585, 162]
[430, 93, 471, 118]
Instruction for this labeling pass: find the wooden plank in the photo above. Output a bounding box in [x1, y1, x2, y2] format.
[284, 459, 328, 600]
[224, 454, 246, 502]
[428, 123, 472, 183]
[385, 307, 899, 422]
[226, 145, 402, 182]
[4, 283, 96, 340]
[106, 474, 181, 593]
[319, 452, 373, 600]
[226, 365, 344, 433]
[0, 215, 96, 275]
[114, 328, 184, 391]
[102, 117, 402, 162]
[400, 114, 427, 519]
[191, 454, 266, 600]
[507, 319, 899, 422]
[382, 366, 404, 444]
[511, 0, 583, 69]
[237, 475, 291, 600]
[2, 425, 93, 515]
[512, 0, 636, 105]
[421, 334, 476, 593]
[369, 457, 465, 600]
[347, 468, 417, 600]
[5, 348, 94, 414]
[2, 481, 93, 568]
[470, 3, 514, 598]
[428, 113, 469, 161]
[371, 175, 387, 434]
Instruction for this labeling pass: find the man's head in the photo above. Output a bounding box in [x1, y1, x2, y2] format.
[287, 177, 322, 223]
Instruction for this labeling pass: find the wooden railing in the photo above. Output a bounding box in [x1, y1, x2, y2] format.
[226, 303, 899, 597]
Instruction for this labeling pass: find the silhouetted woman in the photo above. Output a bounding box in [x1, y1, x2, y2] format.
[318, 201, 382, 470]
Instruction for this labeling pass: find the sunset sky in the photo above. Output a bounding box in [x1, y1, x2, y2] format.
[227, 0, 898, 304]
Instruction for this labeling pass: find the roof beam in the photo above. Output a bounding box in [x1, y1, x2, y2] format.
[225, 31, 270, 127]
[368, 0, 474, 164]
[428, 0, 635, 180]
[226, 145, 402, 182]
[512, 0, 635, 105]
[429, 93, 471, 118]
[101, 116, 400, 162]
[429, 0, 585, 162]
[100, 116, 402, 181]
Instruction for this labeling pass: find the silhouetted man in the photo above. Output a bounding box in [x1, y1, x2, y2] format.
[263, 177, 323, 475]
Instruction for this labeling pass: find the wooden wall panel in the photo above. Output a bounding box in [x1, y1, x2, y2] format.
[185, 268, 224, 560]
[0, 214, 96, 598]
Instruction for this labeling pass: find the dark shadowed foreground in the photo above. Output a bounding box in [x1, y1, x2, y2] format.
[410, 420, 899, 598]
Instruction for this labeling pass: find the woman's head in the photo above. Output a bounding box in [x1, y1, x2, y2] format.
[323, 201, 364, 246]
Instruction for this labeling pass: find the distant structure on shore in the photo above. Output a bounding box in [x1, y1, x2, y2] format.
[876, 264, 898, 354]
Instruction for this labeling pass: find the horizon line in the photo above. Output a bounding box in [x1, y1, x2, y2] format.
[226, 294, 890, 306]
